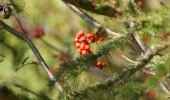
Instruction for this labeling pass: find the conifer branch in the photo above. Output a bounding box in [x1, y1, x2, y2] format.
[0, 20, 63, 92]
[62, 0, 120, 17]
[69, 43, 170, 99]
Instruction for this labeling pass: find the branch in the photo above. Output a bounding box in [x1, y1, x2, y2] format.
[64, 2, 122, 37]
[69, 43, 170, 99]
[63, 0, 120, 17]
[40, 38, 72, 59]
[14, 82, 42, 97]
[0, 20, 63, 92]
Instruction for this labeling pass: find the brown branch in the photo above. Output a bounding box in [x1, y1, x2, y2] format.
[68, 43, 170, 99]
[14, 83, 42, 97]
[0, 20, 63, 92]
[63, 0, 120, 17]
[129, 32, 146, 54]
[64, 2, 122, 37]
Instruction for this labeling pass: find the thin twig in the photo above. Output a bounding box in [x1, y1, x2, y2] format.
[0, 20, 63, 91]
[63, 0, 120, 17]
[63, 2, 122, 37]
[14, 82, 42, 97]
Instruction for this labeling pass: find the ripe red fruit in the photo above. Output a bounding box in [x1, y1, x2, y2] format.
[80, 44, 85, 50]
[82, 50, 88, 55]
[86, 34, 91, 38]
[34, 27, 45, 38]
[79, 36, 86, 42]
[84, 44, 90, 50]
[98, 65, 104, 69]
[98, 37, 105, 41]
[96, 61, 102, 66]
[76, 43, 81, 48]
[146, 90, 156, 99]
[87, 33, 95, 38]
[76, 31, 84, 39]
[89, 37, 95, 43]
[77, 48, 82, 54]
[74, 37, 80, 43]
[89, 33, 95, 37]
[96, 61, 105, 69]
[88, 50, 92, 54]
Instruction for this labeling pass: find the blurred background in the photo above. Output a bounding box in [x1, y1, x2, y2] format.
[0, 0, 169, 100]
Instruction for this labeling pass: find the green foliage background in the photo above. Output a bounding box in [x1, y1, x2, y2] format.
[0, 0, 170, 100]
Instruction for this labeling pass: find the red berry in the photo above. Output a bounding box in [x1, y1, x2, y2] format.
[82, 50, 88, 55]
[96, 61, 105, 69]
[88, 50, 93, 54]
[76, 43, 81, 48]
[76, 31, 84, 39]
[79, 36, 86, 42]
[96, 61, 102, 66]
[84, 44, 90, 50]
[80, 44, 85, 50]
[89, 37, 95, 43]
[98, 37, 105, 41]
[34, 27, 45, 38]
[86, 34, 91, 38]
[89, 33, 95, 37]
[146, 90, 156, 99]
[74, 37, 80, 43]
[98, 65, 104, 69]
[77, 48, 82, 54]
[87, 33, 95, 38]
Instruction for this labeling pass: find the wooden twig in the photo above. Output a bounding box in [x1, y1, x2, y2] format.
[0, 20, 63, 92]
[69, 43, 170, 99]
[63, 0, 120, 17]
[64, 2, 122, 37]
[14, 82, 42, 97]
[129, 32, 146, 54]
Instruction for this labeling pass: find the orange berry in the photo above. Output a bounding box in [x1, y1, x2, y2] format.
[84, 44, 90, 50]
[76, 43, 81, 48]
[76, 31, 84, 39]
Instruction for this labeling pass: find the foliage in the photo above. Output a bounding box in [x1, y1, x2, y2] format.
[0, 0, 170, 100]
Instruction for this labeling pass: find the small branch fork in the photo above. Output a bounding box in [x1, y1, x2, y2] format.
[63, 2, 122, 37]
[0, 20, 63, 92]
[69, 43, 170, 98]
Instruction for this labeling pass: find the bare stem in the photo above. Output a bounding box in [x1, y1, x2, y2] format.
[63, 0, 120, 17]
[0, 20, 63, 91]
[63, 2, 122, 37]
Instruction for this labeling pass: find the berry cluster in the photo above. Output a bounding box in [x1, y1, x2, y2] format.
[74, 31, 105, 55]
[74, 31, 106, 69]
[74, 31, 92, 55]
